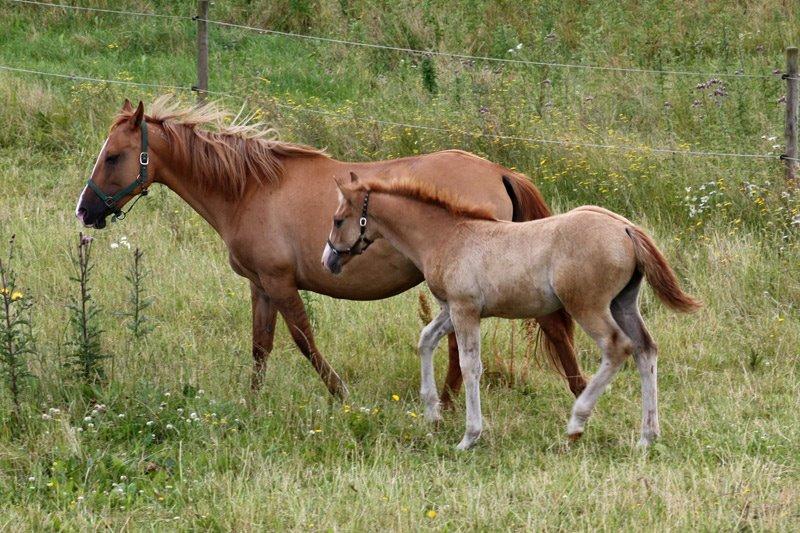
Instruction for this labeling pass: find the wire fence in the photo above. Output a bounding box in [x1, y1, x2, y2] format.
[3, 63, 796, 162]
[3, 0, 800, 165]
[8, 0, 794, 80]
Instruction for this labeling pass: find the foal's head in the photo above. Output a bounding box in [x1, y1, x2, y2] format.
[322, 172, 378, 274]
[75, 99, 155, 228]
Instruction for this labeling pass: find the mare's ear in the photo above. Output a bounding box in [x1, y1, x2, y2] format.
[130, 101, 145, 128]
[122, 99, 134, 113]
[333, 175, 345, 192]
[349, 171, 360, 183]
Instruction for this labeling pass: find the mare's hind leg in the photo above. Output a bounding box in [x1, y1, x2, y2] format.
[537, 311, 588, 397]
[439, 334, 462, 410]
[611, 273, 660, 446]
[566, 310, 633, 440]
[418, 303, 454, 423]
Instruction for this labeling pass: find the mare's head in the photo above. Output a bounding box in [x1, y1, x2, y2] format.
[322, 172, 379, 274]
[75, 99, 154, 228]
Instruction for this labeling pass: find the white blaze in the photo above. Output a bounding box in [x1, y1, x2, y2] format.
[75, 137, 108, 217]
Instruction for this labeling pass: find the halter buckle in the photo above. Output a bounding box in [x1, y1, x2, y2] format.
[359, 217, 367, 227]
[139, 152, 149, 166]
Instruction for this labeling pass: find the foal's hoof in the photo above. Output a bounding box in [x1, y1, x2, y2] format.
[455, 431, 481, 450]
[637, 435, 658, 448]
[567, 431, 583, 443]
[423, 407, 443, 425]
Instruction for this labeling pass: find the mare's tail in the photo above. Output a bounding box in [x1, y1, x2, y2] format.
[626, 226, 702, 313]
[502, 173, 551, 221]
[502, 173, 579, 384]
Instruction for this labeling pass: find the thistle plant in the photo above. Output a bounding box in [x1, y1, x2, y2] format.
[125, 247, 153, 340]
[0, 235, 34, 417]
[66, 233, 108, 382]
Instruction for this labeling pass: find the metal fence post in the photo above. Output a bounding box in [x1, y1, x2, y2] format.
[784, 47, 798, 185]
[195, 0, 209, 103]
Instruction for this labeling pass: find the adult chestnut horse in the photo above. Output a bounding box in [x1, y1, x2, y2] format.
[75, 97, 587, 402]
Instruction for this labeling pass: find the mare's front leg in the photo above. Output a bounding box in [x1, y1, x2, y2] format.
[418, 305, 454, 423]
[250, 283, 278, 391]
[450, 304, 483, 450]
[263, 278, 348, 399]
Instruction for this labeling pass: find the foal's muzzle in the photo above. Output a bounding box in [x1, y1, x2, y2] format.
[322, 244, 343, 275]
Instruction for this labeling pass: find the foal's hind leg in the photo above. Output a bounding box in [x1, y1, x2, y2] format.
[418, 304, 454, 423]
[566, 310, 633, 440]
[611, 275, 660, 446]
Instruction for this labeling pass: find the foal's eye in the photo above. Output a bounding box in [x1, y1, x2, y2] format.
[105, 153, 121, 165]
[334, 219, 344, 228]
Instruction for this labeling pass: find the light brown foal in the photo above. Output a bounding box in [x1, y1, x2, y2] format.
[324, 174, 700, 450]
[74, 98, 586, 403]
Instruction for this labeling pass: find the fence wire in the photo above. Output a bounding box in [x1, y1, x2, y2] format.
[7, 0, 786, 80]
[3, 63, 797, 162]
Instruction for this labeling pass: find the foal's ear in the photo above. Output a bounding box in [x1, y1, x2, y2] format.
[349, 171, 360, 183]
[333, 175, 345, 192]
[129, 101, 145, 128]
[122, 98, 134, 113]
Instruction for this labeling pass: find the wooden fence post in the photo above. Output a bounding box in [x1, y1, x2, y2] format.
[195, 0, 209, 103]
[785, 47, 798, 185]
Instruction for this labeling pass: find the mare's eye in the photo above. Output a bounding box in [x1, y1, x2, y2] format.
[105, 153, 121, 164]
[334, 219, 344, 228]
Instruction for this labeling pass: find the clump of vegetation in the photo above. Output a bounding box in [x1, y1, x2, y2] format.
[0, 235, 34, 421]
[125, 247, 153, 340]
[65, 233, 108, 382]
[420, 56, 438, 95]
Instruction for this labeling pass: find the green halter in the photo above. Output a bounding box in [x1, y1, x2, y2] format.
[86, 119, 150, 221]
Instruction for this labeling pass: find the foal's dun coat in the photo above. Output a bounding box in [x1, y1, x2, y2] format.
[75, 98, 587, 402]
[325, 175, 700, 449]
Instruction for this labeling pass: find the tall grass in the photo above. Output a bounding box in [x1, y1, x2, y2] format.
[0, 0, 797, 529]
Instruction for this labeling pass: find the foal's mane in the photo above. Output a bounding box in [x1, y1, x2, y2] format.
[357, 178, 496, 220]
[113, 96, 327, 199]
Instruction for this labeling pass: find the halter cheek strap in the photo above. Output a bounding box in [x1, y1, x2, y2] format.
[327, 192, 374, 256]
[86, 119, 150, 221]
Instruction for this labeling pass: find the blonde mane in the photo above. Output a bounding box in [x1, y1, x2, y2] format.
[356, 178, 496, 220]
[113, 96, 327, 199]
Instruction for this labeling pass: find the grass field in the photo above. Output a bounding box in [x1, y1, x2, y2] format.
[0, 0, 799, 529]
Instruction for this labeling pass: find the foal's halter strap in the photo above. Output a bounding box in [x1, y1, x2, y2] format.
[86, 119, 150, 221]
[327, 192, 374, 256]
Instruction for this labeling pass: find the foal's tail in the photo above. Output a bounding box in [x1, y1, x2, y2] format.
[626, 226, 702, 313]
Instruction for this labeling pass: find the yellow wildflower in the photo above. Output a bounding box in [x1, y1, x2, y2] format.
[426, 510, 437, 519]
[391, 394, 400, 401]
[11, 291, 23, 302]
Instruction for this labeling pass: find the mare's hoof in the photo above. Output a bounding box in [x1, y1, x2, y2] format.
[567, 431, 583, 443]
[332, 381, 350, 401]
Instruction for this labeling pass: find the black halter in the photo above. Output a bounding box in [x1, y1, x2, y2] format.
[327, 192, 374, 256]
[86, 119, 150, 221]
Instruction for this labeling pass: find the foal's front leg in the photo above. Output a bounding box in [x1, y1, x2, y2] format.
[450, 305, 483, 450]
[418, 305, 454, 423]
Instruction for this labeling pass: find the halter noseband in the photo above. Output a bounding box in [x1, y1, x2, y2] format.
[86, 119, 150, 221]
[327, 191, 374, 257]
